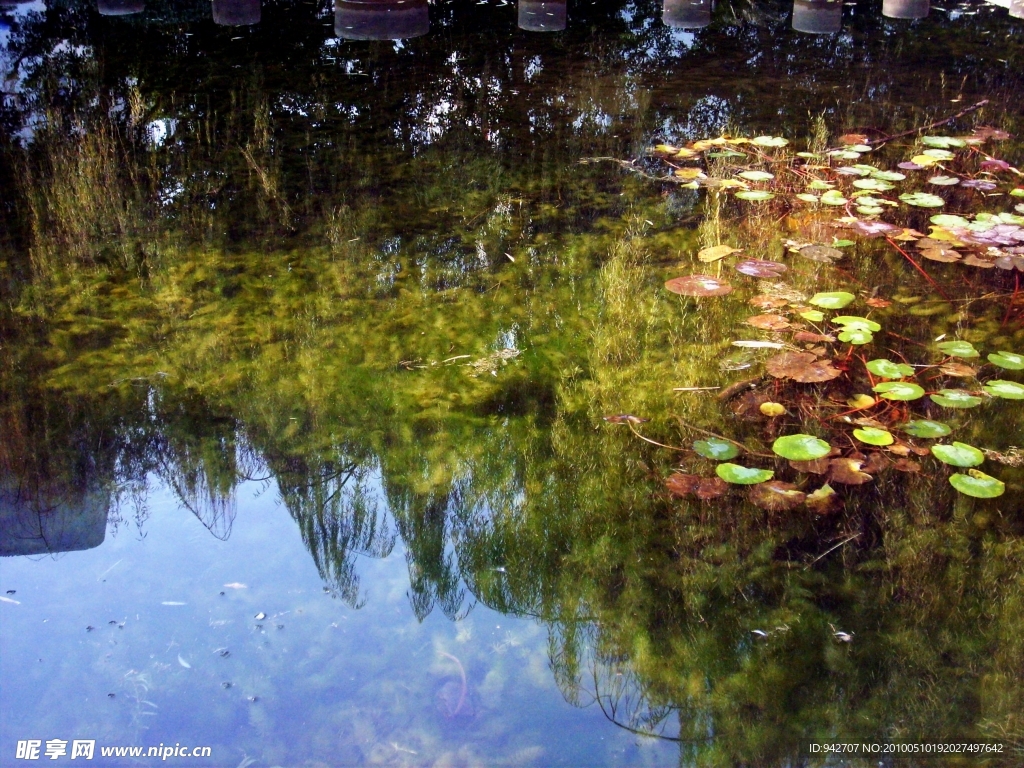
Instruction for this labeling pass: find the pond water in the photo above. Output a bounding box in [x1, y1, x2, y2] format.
[1, 0, 1023, 765]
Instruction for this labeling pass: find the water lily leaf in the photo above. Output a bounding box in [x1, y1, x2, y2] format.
[936, 340, 979, 359]
[748, 481, 806, 511]
[960, 179, 998, 191]
[665, 275, 734, 296]
[838, 328, 874, 345]
[752, 136, 789, 148]
[865, 359, 915, 379]
[873, 381, 926, 401]
[920, 136, 966, 149]
[674, 167, 705, 180]
[693, 438, 741, 461]
[939, 362, 976, 378]
[666, 473, 728, 500]
[716, 463, 774, 485]
[833, 316, 881, 332]
[772, 434, 832, 461]
[848, 219, 899, 238]
[735, 190, 775, 202]
[949, 469, 1005, 498]
[899, 161, 925, 170]
[922, 148, 956, 160]
[808, 179, 835, 190]
[799, 310, 824, 322]
[853, 178, 895, 192]
[765, 351, 842, 383]
[1012, 188, 1024, 198]
[796, 193, 820, 203]
[828, 458, 873, 485]
[847, 393, 876, 409]
[857, 206, 883, 216]
[983, 380, 1024, 399]
[809, 291, 855, 309]
[854, 427, 894, 446]
[820, 190, 849, 206]
[899, 419, 951, 438]
[900, 192, 945, 208]
[928, 175, 960, 186]
[829, 150, 862, 160]
[931, 442, 985, 467]
[805, 483, 840, 514]
[798, 245, 843, 263]
[930, 214, 971, 228]
[746, 314, 791, 330]
[734, 259, 788, 278]
[871, 170, 906, 181]
[698, 244, 742, 262]
[930, 389, 984, 408]
[988, 350, 1024, 370]
[737, 170, 774, 181]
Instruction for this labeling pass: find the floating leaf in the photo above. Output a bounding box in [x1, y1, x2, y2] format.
[931, 442, 985, 467]
[735, 190, 775, 202]
[930, 214, 971, 228]
[848, 219, 899, 238]
[865, 359, 915, 379]
[809, 291, 855, 309]
[805, 483, 840, 514]
[930, 389, 984, 408]
[737, 170, 774, 182]
[847, 393, 876, 409]
[759, 402, 787, 417]
[833, 316, 881, 332]
[799, 310, 825, 322]
[820, 190, 849, 206]
[871, 170, 906, 181]
[939, 362, 977, 378]
[765, 352, 842, 383]
[665, 275, 734, 297]
[772, 434, 832, 461]
[922, 148, 956, 160]
[936, 340, 979, 359]
[857, 205, 883, 216]
[949, 469, 1005, 498]
[746, 314, 791, 330]
[900, 192, 945, 208]
[808, 179, 835, 190]
[752, 136, 789, 148]
[796, 193, 820, 203]
[899, 161, 925, 170]
[674, 167, 705, 180]
[735, 259, 788, 278]
[748, 481, 806, 511]
[798, 244, 843, 263]
[899, 419, 951, 438]
[988, 351, 1024, 370]
[960, 179, 998, 191]
[838, 327, 874, 345]
[828, 458, 873, 485]
[854, 427, 894, 446]
[920, 136, 966, 149]
[698, 244, 742, 263]
[693, 438, 741, 461]
[853, 178, 895, 192]
[983, 380, 1024, 399]
[829, 150, 862, 160]
[928, 175, 960, 186]
[873, 381, 926, 401]
[666, 473, 728, 500]
[716, 463, 774, 485]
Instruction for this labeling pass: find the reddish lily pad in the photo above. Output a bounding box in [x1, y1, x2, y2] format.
[765, 352, 842, 383]
[748, 481, 806, 511]
[665, 275, 734, 297]
[735, 259, 788, 278]
[746, 314, 791, 331]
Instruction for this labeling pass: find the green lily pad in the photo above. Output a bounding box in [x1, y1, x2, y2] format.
[921, 136, 966, 149]
[796, 193, 820, 203]
[799, 310, 825, 322]
[693, 438, 741, 461]
[735, 190, 775, 202]
[716, 463, 775, 485]
[839, 328, 874, 345]
[820, 190, 849, 206]
[983, 380, 1024, 400]
[931, 442, 985, 467]
[738, 170, 774, 181]
[949, 469, 1005, 499]
[873, 381, 926, 401]
[866, 359, 915, 379]
[854, 427, 894, 446]
[772, 434, 832, 461]
[930, 214, 970, 228]
[900, 192, 945, 208]
[922, 148, 956, 160]
[809, 291, 856, 309]
[936, 340, 979, 359]
[808, 179, 834, 190]
[833, 316, 881, 332]
[853, 178, 895, 192]
[752, 136, 789, 148]
[828, 150, 861, 160]
[870, 170, 906, 181]
[899, 419, 951, 438]
[857, 205, 884, 216]
[930, 389, 984, 408]
[988, 351, 1024, 370]
[928, 175, 960, 186]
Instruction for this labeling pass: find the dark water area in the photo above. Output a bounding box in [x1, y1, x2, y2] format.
[1, 0, 1024, 765]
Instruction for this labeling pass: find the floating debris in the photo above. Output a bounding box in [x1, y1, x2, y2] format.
[254, 612, 267, 621]
[0, 596, 20, 605]
[177, 654, 191, 669]
[161, 601, 187, 606]
[223, 583, 248, 590]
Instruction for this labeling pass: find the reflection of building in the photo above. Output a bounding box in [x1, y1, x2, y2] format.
[96, 0, 145, 15]
[882, 0, 928, 18]
[791, 0, 842, 33]
[213, 0, 261, 25]
[334, 0, 429, 39]
[0, 487, 107, 556]
[518, 0, 566, 31]
[662, 0, 712, 29]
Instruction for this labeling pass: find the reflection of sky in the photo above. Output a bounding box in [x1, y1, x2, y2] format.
[0, 479, 677, 766]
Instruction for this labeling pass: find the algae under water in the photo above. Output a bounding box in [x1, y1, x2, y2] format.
[2, 0, 1024, 765]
